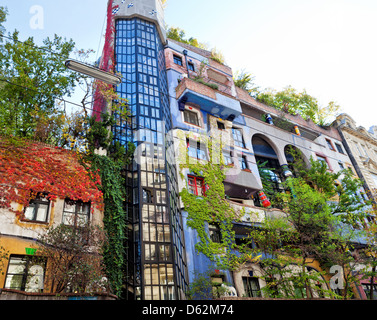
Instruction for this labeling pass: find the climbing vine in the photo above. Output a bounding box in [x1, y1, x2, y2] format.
[177, 130, 259, 270]
[0, 135, 103, 215]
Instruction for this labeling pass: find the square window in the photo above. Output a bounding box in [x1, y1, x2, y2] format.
[183, 109, 200, 126]
[242, 276, 261, 298]
[23, 193, 49, 223]
[173, 55, 183, 66]
[209, 224, 221, 243]
[187, 140, 207, 160]
[188, 175, 206, 196]
[223, 151, 233, 166]
[4, 255, 46, 292]
[316, 155, 329, 168]
[143, 188, 154, 203]
[62, 199, 90, 227]
[217, 121, 225, 130]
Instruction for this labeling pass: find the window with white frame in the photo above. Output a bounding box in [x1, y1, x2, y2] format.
[232, 128, 245, 148]
[62, 199, 91, 227]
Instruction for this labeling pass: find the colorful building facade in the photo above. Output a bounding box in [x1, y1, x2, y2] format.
[91, 0, 375, 300]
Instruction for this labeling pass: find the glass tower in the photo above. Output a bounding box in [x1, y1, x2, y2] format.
[112, 17, 187, 300]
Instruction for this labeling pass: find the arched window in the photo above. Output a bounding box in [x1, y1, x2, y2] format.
[252, 135, 283, 205]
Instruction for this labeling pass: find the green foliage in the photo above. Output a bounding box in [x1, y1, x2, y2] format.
[0, 29, 77, 138]
[187, 270, 230, 300]
[89, 154, 126, 298]
[178, 134, 261, 270]
[193, 77, 219, 90]
[0, 6, 7, 42]
[0, 241, 9, 277]
[256, 85, 341, 126]
[233, 70, 259, 97]
[37, 223, 108, 294]
[82, 112, 134, 298]
[166, 26, 208, 49]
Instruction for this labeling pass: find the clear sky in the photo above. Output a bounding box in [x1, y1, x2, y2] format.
[2, 0, 377, 130]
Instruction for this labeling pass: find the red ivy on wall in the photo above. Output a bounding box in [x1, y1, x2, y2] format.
[93, 0, 117, 120]
[0, 137, 103, 215]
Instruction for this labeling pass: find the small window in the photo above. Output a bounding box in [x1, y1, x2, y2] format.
[223, 151, 233, 166]
[183, 109, 200, 126]
[4, 255, 46, 293]
[209, 224, 221, 243]
[335, 143, 345, 154]
[23, 192, 49, 223]
[143, 188, 154, 203]
[242, 276, 261, 297]
[188, 175, 206, 197]
[326, 139, 335, 151]
[217, 121, 225, 130]
[232, 128, 246, 148]
[316, 155, 329, 168]
[339, 162, 345, 170]
[173, 55, 183, 66]
[188, 62, 195, 71]
[238, 156, 248, 170]
[62, 199, 90, 227]
[187, 140, 207, 160]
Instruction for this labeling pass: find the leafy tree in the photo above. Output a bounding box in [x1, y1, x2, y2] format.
[37, 223, 108, 294]
[233, 70, 259, 97]
[0, 6, 7, 42]
[358, 208, 377, 300]
[256, 86, 341, 126]
[0, 10, 78, 139]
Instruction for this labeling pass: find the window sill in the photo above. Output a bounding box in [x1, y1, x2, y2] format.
[183, 121, 202, 129]
[19, 218, 49, 225]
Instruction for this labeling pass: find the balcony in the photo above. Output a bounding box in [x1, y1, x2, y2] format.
[176, 77, 242, 121]
[224, 168, 263, 199]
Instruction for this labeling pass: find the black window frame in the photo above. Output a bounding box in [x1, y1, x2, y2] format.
[183, 109, 200, 126]
[173, 55, 183, 66]
[335, 143, 345, 154]
[23, 192, 50, 223]
[209, 223, 221, 243]
[62, 199, 91, 227]
[4, 255, 46, 293]
[187, 62, 195, 71]
[238, 155, 248, 170]
[242, 276, 261, 297]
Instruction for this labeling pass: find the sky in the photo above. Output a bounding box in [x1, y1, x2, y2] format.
[2, 0, 377, 130]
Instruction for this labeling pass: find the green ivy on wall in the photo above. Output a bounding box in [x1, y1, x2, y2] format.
[177, 130, 260, 271]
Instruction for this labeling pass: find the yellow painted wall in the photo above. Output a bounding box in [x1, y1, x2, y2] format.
[0, 235, 40, 289]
